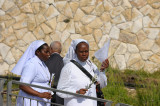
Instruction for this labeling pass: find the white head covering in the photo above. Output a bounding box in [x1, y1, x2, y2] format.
[63, 39, 89, 65]
[11, 40, 46, 75]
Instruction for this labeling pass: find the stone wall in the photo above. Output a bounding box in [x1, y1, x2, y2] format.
[0, 0, 160, 75]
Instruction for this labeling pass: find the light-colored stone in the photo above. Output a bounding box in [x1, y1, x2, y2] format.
[98, 35, 109, 48]
[63, 3, 73, 18]
[111, 0, 122, 6]
[40, 23, 52, 34]
[44, 5, 59, 20]
[31, 2, 40, 14]
[79, 0, 96, 7]
[131, 18, 143, 33]
[4, 51, 15, 65]
[117, 21, 133, 31]
[35, 13, 46, 26]
[75, 22, 93, 35]
[110, 6, 124, 18]
[109, 56, 118, 68]
[127, 53, 142, 67]
[1, 26, 14, 38]
[70, 34, 82, 40]
[81, 6, 95, 14]
[122, 0, 132, 9]
[0, 15, 12, 21]
[61, 30, 70, 43]
[23, 32, 37, 44]
[143, 16, 155, 28]
[0, 55, 3, 63]
[6, 6, 21, 17]
[0, 62, 9, 75]
[11, 47, 23, 61]
[144, 28, 159, 40]
[62, 38, 72, 56]
[108, 40, 121, 57]
[87, 17, 103, 28]
[100, 12, 111, 22]
[0, 0, 5, 8]
[140, 51, 153, 60]
[54, 1, 67, 12]
[138, 39, 154, 51]
[33, 26, 45, 39]
[151, 44, 160, 53]
[50, 31, 61, 41]
[15, 40, 28, 52]
[125, 52, 130, 62]
[144, 61, 158, 73]
[151, 2, 160, 9]
[81, 15, 96, 25]
[130, 60, 145, 70]
[69, 1, 79, 15]
[0, 10, 5, 16]
[56, 22, 67, 32]
[65, 19, 75, 33]
[93, 29, 102, 43]
[14, 13, 28, 22]
[127, 44, 139, 53]
[13, 19, 27, 29]
[20, 3, 33, 13]
[74, 8, 85, 21]
[140, 5, 153, 15]
[1, 0, 15, 11]
[119, 30, 138, 44]
[14, 28, 28, 39]
[57, 14, 67, 22]
[111, 14, 126, 24]
[103, 0, 113, 12]
[39, 2, 49, 14]
[115, 42, 127, 55]
[130, 0, 147, 9]
[109, 26, 120, 40]
[81, 34, 95, 43]
[114, 55, 126, 70]
[89, 42, 98, 51]
[101, 22, 112, 34]
[122, 8, 132, 21]
[46, 17, 57, 31]
[149, 54, 160, 64]
[0, 43, 10, 59]
[132, 8, 143, 21]
[94, 2, 104, 16]
[44, 35, 52, 45]
[4, 35, 17, 47]
[4, 19, 16, 28]
[9, 63, 15, 72]
[136, 30, 147, 42]
[16, 0, 30, 7]
[27, 14, 36, 31]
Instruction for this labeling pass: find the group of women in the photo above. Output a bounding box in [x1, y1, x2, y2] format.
[11, 39, 109, 106]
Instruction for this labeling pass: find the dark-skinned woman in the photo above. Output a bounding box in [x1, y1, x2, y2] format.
[57, 39, 109, 106]
[11, 40, 52, 106]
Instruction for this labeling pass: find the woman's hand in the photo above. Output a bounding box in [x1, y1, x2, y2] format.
[38, 92, 52, 99]
[76, 89, 88, 95]
[100, 59, 109, 71]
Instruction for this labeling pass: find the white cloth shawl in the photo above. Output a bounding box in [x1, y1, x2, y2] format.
[63, 39, 89, 65]
[11, 40, 46, 75]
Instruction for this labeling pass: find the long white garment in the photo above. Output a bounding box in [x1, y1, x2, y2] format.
[57, 57, 107, 106]
[17, 56, 51, 106]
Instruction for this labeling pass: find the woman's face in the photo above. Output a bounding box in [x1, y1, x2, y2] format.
[36, 45, 50, 61]
[75, 42, 89, 62]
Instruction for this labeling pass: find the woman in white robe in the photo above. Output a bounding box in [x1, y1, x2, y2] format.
[57, 39, 109, 106]
[11, 40, 52, 106]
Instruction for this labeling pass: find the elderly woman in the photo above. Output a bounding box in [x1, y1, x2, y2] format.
[57, 39, 109, 106]
[12, 40, 52, 106]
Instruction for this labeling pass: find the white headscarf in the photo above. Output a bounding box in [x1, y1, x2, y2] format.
[63, 39, 89, 65]
[11, 40, 46, 75]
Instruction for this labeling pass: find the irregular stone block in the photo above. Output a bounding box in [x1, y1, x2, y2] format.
[87, 17, 103, 28]
[149, 54, 160, 64]
[33, 26, 45, 39]
[144, 28, 159, 40]
[109, 26, 120, 40]
[23, 32, 37, 44]
[127, 53, 142, 67]
[4, 35, 17, 47]
[100, 12, 111, 22]
[111, 14, 126, 24]
[114, 55, 126, 70]
[1, 0, 15, 11]
[81, 6, 95, 14]
[138, 39, 154, 51]
[44, 5, 59, 20]
[11, 47, 23, 61]
[130, 0, 147, 9]
[4, 51, 15, 65]
[0, 62, 9, 75]
[14, 13, 28, 22]
[35, 13, 46, 26]
[110, 6, 124, 18]
[132, 8, 143, 21]
[131, 18, 143, 33]
[40, 23, 52, 34]
[140, 51, 153, 60]
[0, 43, 10, 59]
[115, 42, 127, 55]
[81, 15, 96, 25]
[20, 3, 33, 13]
[93, 29, 102, 43]
[50, 31, 61, 41]
[74, 8, 85, 21]
[127, 44, 139, 53]
[69, 1, 79, 15]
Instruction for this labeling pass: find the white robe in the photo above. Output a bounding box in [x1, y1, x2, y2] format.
[17, 56, 51, 106]
[57, 57, 107, 106]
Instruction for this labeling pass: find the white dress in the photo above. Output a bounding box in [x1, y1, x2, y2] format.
[17, 56, 51, 106]
[57, 57, 107, 106]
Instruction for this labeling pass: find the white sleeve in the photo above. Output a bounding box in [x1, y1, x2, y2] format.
[57, 63, 77, 99]
[20, 63, 37, 84]
[92, 63, 107, 88]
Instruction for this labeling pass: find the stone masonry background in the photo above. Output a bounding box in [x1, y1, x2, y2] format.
[0, 0, 160, 75]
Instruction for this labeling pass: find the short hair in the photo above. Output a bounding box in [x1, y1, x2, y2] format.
[50, 41, 62, 53]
